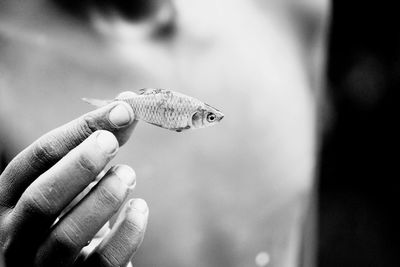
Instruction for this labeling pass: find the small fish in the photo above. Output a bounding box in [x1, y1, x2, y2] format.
[83, 88, 224, 132]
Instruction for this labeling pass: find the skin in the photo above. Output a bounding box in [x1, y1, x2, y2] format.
[0, 93, 149, 267]
[0, 0, 330, 266]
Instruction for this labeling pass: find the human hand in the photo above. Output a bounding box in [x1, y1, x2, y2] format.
[0, 93, 149, 267]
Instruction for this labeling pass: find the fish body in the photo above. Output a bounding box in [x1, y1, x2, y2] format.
[83, 88, 224, 132]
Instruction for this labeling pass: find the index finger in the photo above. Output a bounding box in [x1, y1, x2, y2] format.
[0, 100, 137, 208]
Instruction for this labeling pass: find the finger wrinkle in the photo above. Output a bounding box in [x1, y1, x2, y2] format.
[108, 239, 131, 258]
[80, 114, 101, 134]
[96, 186, 124, 212]
[29, 137, 62, 172]
[99, 248, 124, 267]
[80, 112, 118, 137]
[122, 216, 146, 235]
[22, 188, 59, 219]
[54, 219, 85, 249]
[75, 152, 101, 176]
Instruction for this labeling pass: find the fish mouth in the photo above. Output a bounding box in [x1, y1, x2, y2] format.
[218, 113, 224, 121]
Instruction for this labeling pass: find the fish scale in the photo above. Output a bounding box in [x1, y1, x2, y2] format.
[83, 88, 224, 132]
[120, 90, 201, 130]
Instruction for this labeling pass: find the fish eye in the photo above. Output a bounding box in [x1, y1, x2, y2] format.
[207, 113, 216, 122]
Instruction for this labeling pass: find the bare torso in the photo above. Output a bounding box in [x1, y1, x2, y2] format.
[0, 1, 329, 266]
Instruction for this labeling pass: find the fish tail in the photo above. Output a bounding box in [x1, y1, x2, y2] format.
[82, 97, 112, 108]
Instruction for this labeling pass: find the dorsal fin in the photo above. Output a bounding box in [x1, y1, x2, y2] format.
[138, 88, 163, 95]
[82, 98, 112, 108]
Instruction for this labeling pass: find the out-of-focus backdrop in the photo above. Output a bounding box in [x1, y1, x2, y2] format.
[0, 1, 328, 266]
[2, 0, 397, 266]
[1, 1, 327, 266]
[319, 1, 399, 266]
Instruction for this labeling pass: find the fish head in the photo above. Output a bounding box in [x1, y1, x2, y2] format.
[191, 103, 224, 129]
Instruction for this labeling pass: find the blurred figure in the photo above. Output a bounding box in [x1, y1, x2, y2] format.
[0, 0, 329, 266]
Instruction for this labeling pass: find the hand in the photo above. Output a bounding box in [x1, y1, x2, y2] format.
[0, 93, 149, 267]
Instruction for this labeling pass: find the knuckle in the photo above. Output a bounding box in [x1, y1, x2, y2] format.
[78, 112, 117, 139]
[31, 137, 61, 169]
[99, 251, 124, 267]
[124, 218, 145, 235]
[76, 152, 100, 175]
[22, 189, 58, 218]
[53, 222, 82, 249]
[78, 114, 100, 137]
[97, 185, 124, 211]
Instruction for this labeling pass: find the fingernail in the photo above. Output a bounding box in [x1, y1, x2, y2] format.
[129, 198, 148, 214]
[112, 165, 136, 187]
[125, 199, 148, 229]
[96, 131, 118, 154]
[109, 103, 133, 127]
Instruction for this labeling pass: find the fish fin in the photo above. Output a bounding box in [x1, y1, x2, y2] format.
[138, 88, 163, 95]
[82, 98, 112, 108]
[147, 121, 164, 128]
[175, 125, 191, 132]
[115, 91, 138, 100]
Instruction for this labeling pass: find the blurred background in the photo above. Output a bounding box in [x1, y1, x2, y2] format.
[319, 1, 399, 266]
[0, 0, 398, 266]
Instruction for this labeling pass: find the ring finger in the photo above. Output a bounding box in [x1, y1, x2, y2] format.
[35, 165, 136, 267]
